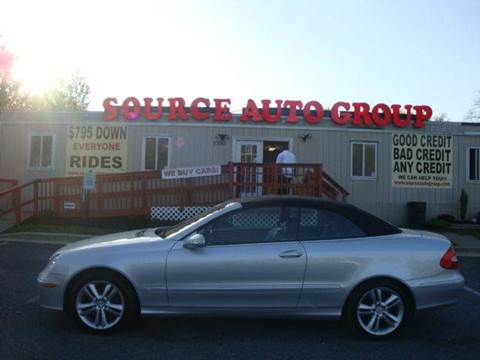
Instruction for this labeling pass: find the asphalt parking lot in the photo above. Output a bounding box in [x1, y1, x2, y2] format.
[1, 241, 479, 360]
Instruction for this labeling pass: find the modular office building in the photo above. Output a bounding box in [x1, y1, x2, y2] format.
[0, 98, 479, 225]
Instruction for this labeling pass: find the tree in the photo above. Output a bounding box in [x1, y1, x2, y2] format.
[464, 91, 480, 122]
[433, 112, 449, 122]
[43, 72, 91, 111]
[1, 45, 91, 113]
[0, 46, 30, 112]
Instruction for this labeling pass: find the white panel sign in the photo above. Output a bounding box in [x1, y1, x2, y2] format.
[162, 165, 221, 179]
[63, 202, 76, 210]
[66, 125, 128, 176]
[392, 133, 453, 188]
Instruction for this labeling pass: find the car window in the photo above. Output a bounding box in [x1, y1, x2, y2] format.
[199, 206, 297, 246]
[297, 207, 366, 240]
[157, 201, 236, 238]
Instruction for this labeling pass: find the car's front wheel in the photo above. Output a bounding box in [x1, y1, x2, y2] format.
[345, 280, 408, 339]
[68, 271, 137, 333]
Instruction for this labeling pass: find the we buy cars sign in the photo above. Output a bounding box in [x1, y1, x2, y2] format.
[162, 165, 221, 180]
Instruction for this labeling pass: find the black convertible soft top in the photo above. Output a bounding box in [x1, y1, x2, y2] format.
[236, 195, 401, 237]
[237, 195, 347, 208]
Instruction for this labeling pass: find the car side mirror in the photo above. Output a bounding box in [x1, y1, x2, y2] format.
[183, 233, 206, 249]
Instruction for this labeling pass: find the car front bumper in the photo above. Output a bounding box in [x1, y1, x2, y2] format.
[37, 265, 69, 311]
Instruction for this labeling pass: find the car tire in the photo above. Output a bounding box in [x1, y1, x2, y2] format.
[344, 279, 409, 339]
[68, 271, 138, 334]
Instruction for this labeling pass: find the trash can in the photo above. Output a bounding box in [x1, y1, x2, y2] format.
[407, 202, 426, 229]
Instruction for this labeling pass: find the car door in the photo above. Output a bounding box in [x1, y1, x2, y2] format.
[166, 206, 306, 308]
[296, 206, 369, 309]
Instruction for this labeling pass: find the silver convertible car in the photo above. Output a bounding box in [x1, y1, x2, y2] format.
[38, 196, 464, 338]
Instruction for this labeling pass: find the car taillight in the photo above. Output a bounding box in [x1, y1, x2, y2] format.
[440, 246, 459, 270]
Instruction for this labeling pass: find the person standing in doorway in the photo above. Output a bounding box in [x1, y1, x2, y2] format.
[276, 145, 296, 195]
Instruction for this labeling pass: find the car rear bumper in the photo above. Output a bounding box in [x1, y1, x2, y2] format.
[407, 271, 465, 310]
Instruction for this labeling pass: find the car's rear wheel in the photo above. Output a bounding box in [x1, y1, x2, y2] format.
[69, 271, 137, 333]
[345, 280, 408, 339]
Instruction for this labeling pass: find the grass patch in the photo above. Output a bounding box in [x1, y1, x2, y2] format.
[426, 218, 451, 230]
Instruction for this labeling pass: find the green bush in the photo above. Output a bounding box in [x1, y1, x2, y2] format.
[427, 218, 451, 230]
[437, 214, 455, 223]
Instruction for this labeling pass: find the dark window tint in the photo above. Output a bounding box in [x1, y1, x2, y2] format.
[156, 138, 169, 170]
[201, 207, 296, 245]
[30, 135, 53, 168]
[298, 207, 365, 240]
[144, 138, 156, 170]
[469, 148, 479, 181]
[30, 135, 41, 167]
[144, 137, 169, 170]
[352, 143, 363, 177]
[41, 136, 53, 167]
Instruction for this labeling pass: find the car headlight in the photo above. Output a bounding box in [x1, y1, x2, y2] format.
[39, 253, 67, 286]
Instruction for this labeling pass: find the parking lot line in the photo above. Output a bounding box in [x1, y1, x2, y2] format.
[26, 295, 39, 304]
[464, 286, 480, 297]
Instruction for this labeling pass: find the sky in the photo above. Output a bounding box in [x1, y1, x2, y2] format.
[1, 0, 480, 120]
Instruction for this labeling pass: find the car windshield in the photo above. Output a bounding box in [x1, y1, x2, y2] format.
[155, 201, 236, 238]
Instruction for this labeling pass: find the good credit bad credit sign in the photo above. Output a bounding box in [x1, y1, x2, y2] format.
[162, 165, 221, 179]
[392, 133, 453, 188]
[66, 125, 128, 176]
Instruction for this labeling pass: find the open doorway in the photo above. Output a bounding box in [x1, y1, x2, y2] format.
[263, 141, 290, 196]
[233, 138, 292, 197]
[263, 141, 289, 163]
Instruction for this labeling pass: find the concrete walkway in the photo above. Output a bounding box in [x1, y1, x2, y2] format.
[442, 232, 480, 257]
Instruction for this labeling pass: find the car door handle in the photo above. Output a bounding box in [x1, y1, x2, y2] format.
[279, 250, 304, 258]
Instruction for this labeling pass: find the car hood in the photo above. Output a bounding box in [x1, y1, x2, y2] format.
[55, 228, 162, 255]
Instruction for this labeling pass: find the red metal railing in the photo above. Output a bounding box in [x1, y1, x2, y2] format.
[0, 180, 37, 224]
[230, 163, 349, 201]
[0, 163, 349, 226]
[0, 178, 18, 191]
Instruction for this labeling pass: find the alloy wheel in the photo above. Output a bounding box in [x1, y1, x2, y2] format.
[75, 280, 125, 330]
[356, 286, 405, 336]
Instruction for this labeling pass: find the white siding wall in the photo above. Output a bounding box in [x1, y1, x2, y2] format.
[0, 111, 479, 225]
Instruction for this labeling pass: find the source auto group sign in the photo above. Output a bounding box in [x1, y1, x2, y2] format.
[102, 97, 433, 128]
[392, 133, 453, 188]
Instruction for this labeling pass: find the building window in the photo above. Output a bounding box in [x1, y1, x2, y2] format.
[351, 142, 377, 179]
[468, 147, 480, 182]
[143, 137, 169, 170]
[29, 134, 54, 169]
